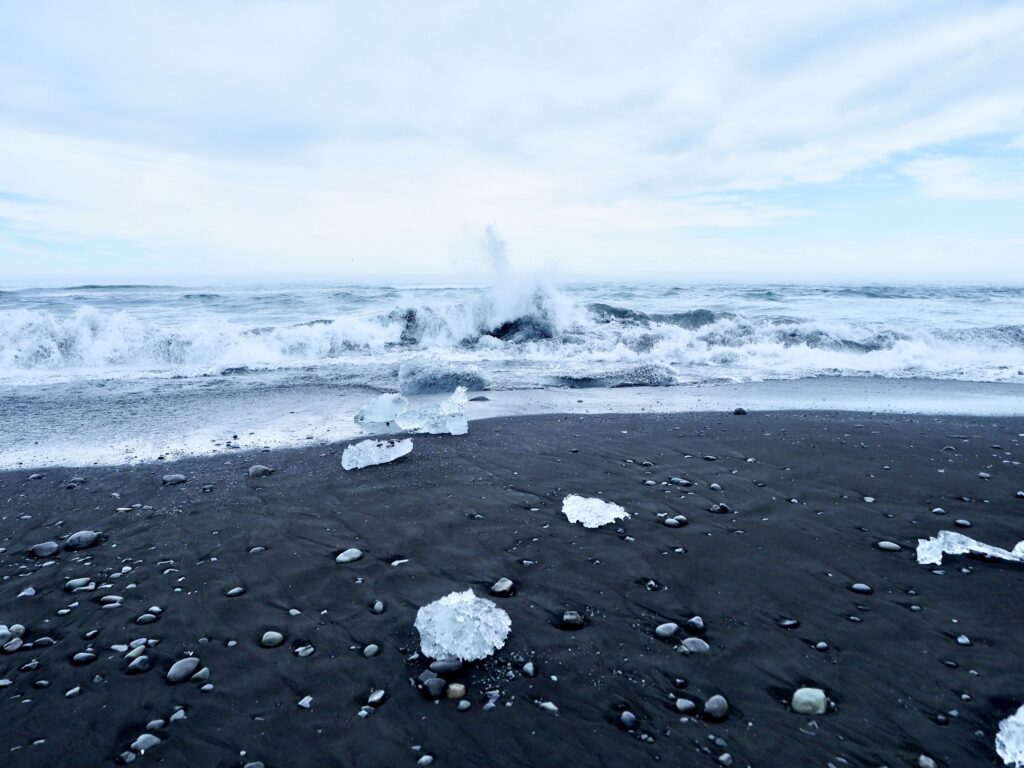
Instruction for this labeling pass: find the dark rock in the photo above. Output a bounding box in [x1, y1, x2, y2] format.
[65, 530, 102, 550]
[29, 541, 60, 558]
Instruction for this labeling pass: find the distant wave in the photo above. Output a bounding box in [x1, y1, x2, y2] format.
[2, 280, 1023, 386]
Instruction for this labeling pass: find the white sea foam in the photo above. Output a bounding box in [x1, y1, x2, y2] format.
[997, 704, 1024, 767]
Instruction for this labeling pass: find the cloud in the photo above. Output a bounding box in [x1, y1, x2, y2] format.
[901, 156, 1024, 200]
[0, 1, 1023, 280]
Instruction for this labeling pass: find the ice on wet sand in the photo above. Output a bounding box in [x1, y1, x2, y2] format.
[354, 394, 410, 426]
[414, 589, 511, 662]
[397, 387, 469, 436]
[561, 494, 629, 529]
[342, 438, 413, 470]
[916, 531, 1024, 566]
[997, 703, 1024, 767]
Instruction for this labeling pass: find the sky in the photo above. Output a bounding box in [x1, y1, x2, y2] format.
[1, 0, 1023, 284]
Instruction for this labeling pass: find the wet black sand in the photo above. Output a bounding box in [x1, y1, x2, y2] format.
[2, 411, 1023, 767]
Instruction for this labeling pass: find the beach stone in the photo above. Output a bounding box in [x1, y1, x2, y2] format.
[226, 587, 245, 597]
[955, 519, 972, 528]
[877, 541, 901, 551]
[446, 683, 466, 699]
[297, 695, 313, 709]
[681, 637, 710, 654]
[371, 600, 385, 614]
[457, 700, 471, 711]
[429, 658, 463, 675]
[918, 756, 937, 768]
[490, 577, 515, 596]
[733, 407, 747, 415]
[670, 477, 694, 487]
[126, 656, 151, 674]
[561, 610, 585, 629]
[72, 651, 97, 666]
[703, 695, 729, 721]
[522, 661, 536, 677]
[363, 644, 380, 657]
[655, 622, 679, 639]
[131, 734, 161, 752]
[248, 465, 275, 478]
[261, 631, 285, 648]
[161, 474, 186, 485]
[65, 530, 102, 550]
[166, 657, 201, 683]
[423, 677, 447, 699]
[336, 548, 363, 563]
[675, 698, 698, 714]
[686, 616, 705, 633]
[619, 710, 638, 729]
[956, 634, 971, 646]
[778, 618, 800, 629]
[418, 757, 434, 767]
[29, 541, 60, 558]
[791, 687, 827, 715]
[849, 583, 873, 594]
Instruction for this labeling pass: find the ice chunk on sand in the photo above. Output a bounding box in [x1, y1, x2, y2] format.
[997, 704, 1024, 767]
[414, 589, 511, 661]
[397, 387, 469, 436]
[341, 438, 413, 470]
[354, 393, 409, 426]
[916, 531, 1024, 566]
[562, 494, 629, 529]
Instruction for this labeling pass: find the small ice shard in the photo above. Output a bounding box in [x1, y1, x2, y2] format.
[342, 438, 413, 470]
[414, 589, 511, 662]
[397, 387, 470, 436]
[997, 703, 1024, 767]
[354, 393, 409, 426]
[916, 531, 1024, 566]
[561, 494, 629, 529]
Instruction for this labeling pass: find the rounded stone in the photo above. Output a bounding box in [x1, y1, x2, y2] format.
[703, 695, 729, 721]
[655, 622, 679, 639]
[877, 541, 901, 551]
[261, 631, 285, 648]
[65, 530, 102, 550]
[335, 548, 363, 564]
[166, 657, 201, 683]
[791, 687, 827, 715]
[619, 710, 638, 729]
[849, 583, 873, 594]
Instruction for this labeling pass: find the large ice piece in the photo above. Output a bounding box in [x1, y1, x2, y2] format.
[414, 589, 511, 662]
[997, 704, 1024, 767]
[354, 393, 409, 426]
[342, 438, 413, 470]
[397, 387, 469, 436]
[916, 531, 1024, 566]
[562, 494, 629, 529]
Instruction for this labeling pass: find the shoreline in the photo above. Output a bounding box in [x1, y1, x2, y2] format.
[3, 376, 1024, 470]
[2, 410, 1022, 767]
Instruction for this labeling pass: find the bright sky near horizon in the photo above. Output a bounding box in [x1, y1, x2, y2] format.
[1, 1, 1023, 284]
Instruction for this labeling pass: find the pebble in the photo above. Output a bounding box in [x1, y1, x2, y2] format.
[490, 577, 515, 596]
[849, 583, 873, 594]
[297, 695, 313, 709]
[261, 631, 285, 648]
[226, 587, 245, 597]
[29, 541, 60, 558]
[372, 600, 385, 614]
[956, 634, 971, 646]
[655, 622, 679, 639]
[675, 698, 697, 714]
[429, 658, 463, 675]
[733, 407, 747, 415]
[417, 757, 434, 767]
[561, 610, 585, 629]
[166, 657, 201, 683]
[335, 548, 363, 564]
[161, 474, 187, 485]
[71, 652, 97, 666]
[663, 515, 688, 527]
[131, 734, 161, 753]
[791, 687, 827, 715]
[248, 465, 275, 478]
[446, 683, 466, 699]
[363, 644, 380, 657]
[522, 661, 536, 677]
[368, 689, 386, 705]
[778, 618, 800, 629]
[918, 756, 937, 768]
[955, 519, 972, 528]
[681, 637, 710, 654]
[703, 695, 729, 721]
[877, 541, 901, 551]
[127, 656, 152, 674]
[686, 616, 705, 633]
[618, 710, 638, 729]
[64, 530, 102, 550]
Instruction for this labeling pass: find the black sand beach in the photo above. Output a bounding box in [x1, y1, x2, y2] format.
[2, 411, 1023, 767]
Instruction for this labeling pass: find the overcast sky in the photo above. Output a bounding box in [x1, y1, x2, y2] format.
[1, 1, 1023, 284]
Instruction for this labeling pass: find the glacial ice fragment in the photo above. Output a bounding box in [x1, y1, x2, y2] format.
[354, 393, 409, 426]
[916, 531, 1024, 566]
[561, 494, 629, 529]
[341, 438, 413, 470]
[397, 387, 469, 436]
[997, 704, 1024, 767]
[414, 589, 511, 662]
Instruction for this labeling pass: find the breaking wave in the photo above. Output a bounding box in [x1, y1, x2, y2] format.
[1, 279, 1023, 386]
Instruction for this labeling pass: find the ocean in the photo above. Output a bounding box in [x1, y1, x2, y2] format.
[3, 280, 1023, 468]
[3, 281, 1023, 388]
